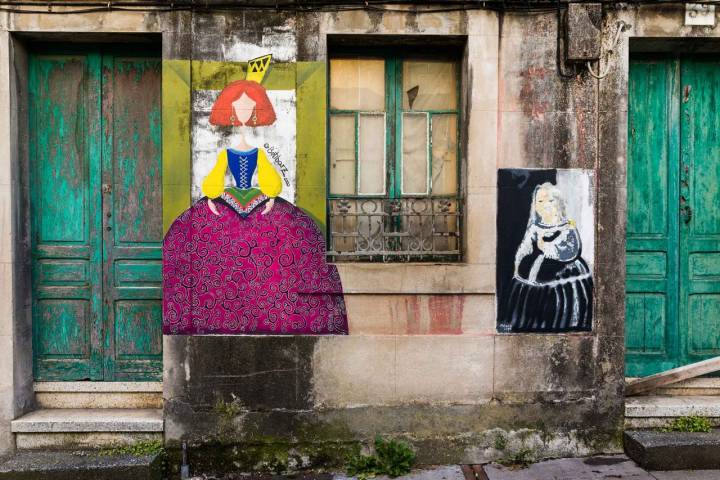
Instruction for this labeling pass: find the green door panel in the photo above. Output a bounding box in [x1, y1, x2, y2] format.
[30, 52, 103, 381]
[680, 59, 720, 362]
[102, 55, 163, 381]
[627, 57, 720, 377]
[30, 49, 162, 381]
[626, 58, 680, 377]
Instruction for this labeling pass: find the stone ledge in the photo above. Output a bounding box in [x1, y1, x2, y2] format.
[11, 409, 163, 433]
[625, 395, 720, 418]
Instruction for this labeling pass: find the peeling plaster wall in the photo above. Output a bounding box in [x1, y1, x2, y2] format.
[4, 1, 710, 466]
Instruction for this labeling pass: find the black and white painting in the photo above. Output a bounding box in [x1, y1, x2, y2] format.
[497, 169, 594, 333]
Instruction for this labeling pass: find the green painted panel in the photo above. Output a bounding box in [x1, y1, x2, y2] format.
[114, 300, 163, 358]
[690, 253, 720, 278]
[115, 260, 162, 285]
[688, 294, 720, 355]
[38, 260, 89, 284]
[625, 294, 666, 353]
[627, 61, 670, 237]
[162, 59, 191, 233]
[296, 61, 328, 228]
[626, 252, 667, 277]
[30, 50, 103, 381]
[102, 54, 163, 381]
[33, 56, 89, 243]
[681, 59, 720, 366]
[110, 57, 163, 244]
[625, 57, 680, 377]
[36, 299, 91, 356]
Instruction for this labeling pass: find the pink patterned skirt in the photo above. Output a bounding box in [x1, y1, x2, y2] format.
[162, 198, 348, 335]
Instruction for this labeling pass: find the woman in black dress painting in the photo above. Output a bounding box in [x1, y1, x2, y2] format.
[500, 182, 593, 332]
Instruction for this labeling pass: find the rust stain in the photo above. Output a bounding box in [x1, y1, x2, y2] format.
[520, 66, 551, 120]
[428, 295, 463, 334]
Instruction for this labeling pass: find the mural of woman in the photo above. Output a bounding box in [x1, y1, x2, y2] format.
[162, 55, 348, 335]
[501, 182, 593, 332]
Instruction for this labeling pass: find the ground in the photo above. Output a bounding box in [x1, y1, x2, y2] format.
[190, 456, 720, 480]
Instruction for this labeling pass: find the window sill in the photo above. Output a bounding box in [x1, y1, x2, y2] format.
[334, 262, 494, 294]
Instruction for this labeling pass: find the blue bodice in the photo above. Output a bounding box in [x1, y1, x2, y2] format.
[227, 148, 258, 190]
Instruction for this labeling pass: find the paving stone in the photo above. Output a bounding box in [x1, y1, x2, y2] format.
[651, 471, 720, 480]
[335, 466, 466, 480]
[483, 456, 655, 479]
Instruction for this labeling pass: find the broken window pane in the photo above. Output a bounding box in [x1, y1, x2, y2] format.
[330, 59, 385, 111]
[330, 114, 356, 195]
[402, 113, 429, 194]
[358, 114, 386, 195]
[431, 114, 458, 196]
[402, 60, 457, 111]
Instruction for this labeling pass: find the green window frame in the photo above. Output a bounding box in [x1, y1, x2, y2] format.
[327, 54, 463, 262]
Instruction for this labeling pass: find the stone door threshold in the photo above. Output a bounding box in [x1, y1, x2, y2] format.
[34, 382, 163, 393]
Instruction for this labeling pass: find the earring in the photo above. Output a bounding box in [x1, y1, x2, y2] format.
[252, 112, 258, 125]
[230, 114, 236, 124]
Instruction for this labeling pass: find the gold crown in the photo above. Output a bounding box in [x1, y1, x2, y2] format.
[246, 54, 272, 84]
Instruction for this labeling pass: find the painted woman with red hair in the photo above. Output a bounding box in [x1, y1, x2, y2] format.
[162, 56, 348, 335]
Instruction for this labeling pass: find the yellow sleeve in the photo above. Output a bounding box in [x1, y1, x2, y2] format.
[201, 150, 228, 199]
[257, 149, 282, 198]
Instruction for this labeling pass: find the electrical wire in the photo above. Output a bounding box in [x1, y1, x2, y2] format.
[1, 0, 717, 16]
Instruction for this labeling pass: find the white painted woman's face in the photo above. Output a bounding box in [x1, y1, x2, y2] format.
[535, 188, 560, 224]
[231, 92, 257, 125]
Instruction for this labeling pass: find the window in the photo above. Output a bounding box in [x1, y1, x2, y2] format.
[328, 55, 462, 262]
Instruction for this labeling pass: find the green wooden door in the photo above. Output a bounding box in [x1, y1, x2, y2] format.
[30, 49, 162, 381]
[626, 57, 720, 377]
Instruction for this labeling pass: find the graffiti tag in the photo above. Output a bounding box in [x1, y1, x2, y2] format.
[264, 143, 291, 187]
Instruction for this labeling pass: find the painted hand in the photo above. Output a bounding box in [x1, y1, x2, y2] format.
[208, 198, 220, 216]
[261, 198, 275, 216]
[537, 237, 546, 251]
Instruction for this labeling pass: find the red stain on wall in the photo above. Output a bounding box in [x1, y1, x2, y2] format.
[405, 296, 422, 334]
[520, 66, 551, 120]
[428, 296, 464, 334]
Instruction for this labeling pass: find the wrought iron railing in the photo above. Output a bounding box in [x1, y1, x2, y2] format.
[327, 196, 462, 262]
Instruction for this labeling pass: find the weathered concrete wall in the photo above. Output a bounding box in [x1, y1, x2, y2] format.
[2, 0, 715, 470]
[161, 7, 624, 475]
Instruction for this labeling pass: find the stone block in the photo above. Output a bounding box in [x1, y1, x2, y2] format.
[493, 334, 597, 401]
[312, 336, 396, 408]
[0, 449, 163, 480]
[164, 335, 318, 411]
[625, 429, 720, 470]
[395, 336, 493, 404]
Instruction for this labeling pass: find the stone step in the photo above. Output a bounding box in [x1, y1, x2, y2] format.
[0, 450, 162, 480]
[624, 429, 720, 470]
[625, 395, 720, 429]
[11, 409, 164, 449]
[34, 382, 163, 409]
[626, 377, 720, 396]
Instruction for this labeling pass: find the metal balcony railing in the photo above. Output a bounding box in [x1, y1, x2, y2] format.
[327, 196, 462, 263]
